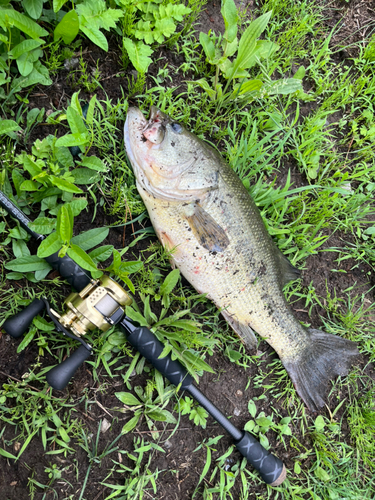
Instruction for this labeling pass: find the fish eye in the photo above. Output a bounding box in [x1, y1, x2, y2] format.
[171, 122, 183, 134]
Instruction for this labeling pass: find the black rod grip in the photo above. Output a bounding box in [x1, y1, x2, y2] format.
[46, 344, 91, 390]
[45, 252, 92, 292]
[120, 318, 193, 390]
[234, 431, 286, 486]
[3, 298, 45, 338]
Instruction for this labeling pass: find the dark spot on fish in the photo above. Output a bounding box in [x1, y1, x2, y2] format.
[210, 251, 217, 256]
[258, 263, 267, 276]
[141, 136, 147, 142]
[187, 228, 191, 231]
[171, 141, 175, 147]
[233, 270, 239, 275]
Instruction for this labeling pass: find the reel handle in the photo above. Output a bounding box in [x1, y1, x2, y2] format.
[3, 298, 45, 338]
[46, 344, 91, 390]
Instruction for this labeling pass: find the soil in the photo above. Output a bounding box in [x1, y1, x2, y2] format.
[1, 0, 375, 499]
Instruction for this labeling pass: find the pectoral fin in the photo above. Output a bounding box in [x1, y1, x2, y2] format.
[184, 203, 230, 253]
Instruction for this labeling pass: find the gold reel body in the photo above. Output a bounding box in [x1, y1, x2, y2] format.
[57, 276, 132, 337]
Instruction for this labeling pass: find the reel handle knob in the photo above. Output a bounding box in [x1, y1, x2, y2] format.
[46, 344, 91, 390]
[3, 298, 45, 338]
[235, 431, 286, 486]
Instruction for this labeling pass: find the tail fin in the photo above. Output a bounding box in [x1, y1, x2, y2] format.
[282, 329, 359, 412]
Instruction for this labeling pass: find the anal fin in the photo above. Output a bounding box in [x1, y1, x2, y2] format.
[275, 247, 300, 286]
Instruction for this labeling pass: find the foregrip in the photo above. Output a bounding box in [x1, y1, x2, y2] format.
[120, 317, 193, 389]
[45, 252, 92, 291]
[235, 431, 286, 486]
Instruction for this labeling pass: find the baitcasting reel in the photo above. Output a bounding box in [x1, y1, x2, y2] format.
[3, 275, 132, 390]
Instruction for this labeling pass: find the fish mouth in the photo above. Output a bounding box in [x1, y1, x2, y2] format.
[125, 106, 166, 149]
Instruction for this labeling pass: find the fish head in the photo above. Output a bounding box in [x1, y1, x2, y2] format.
[124, 106, 217, 202]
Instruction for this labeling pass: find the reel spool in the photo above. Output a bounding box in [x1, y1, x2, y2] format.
[3, 276, 132, 390]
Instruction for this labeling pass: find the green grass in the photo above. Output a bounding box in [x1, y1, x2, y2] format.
[1, 0, 375, 498]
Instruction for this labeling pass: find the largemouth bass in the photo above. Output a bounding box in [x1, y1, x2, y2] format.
[124, 106, 359, 411]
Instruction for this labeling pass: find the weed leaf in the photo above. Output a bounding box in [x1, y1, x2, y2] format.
[54, 10, 79, 44]
[71, 227, 109, 251]
[37, 232, 61, 258]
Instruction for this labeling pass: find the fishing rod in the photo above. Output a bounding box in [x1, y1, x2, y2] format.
[0, 189, 286, 486]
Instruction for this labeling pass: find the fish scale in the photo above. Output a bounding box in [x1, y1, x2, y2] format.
[124, 106, 359, 411]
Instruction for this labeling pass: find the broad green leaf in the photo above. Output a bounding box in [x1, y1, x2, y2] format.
[0, 9, 48, 38]
[199, 33, 216, 63]
[71, 227, 109, 251]
[33, 316, 55, 331]
[265, 78, 302, 95]
[54, 10, 79, 44]
[37, 232, 62, 258]
[248, 400, 257, 418]
[315, 415, 325, 432]
[192, 78, 216, 100]
[221, 0, 238, 43]
[315, 466, 330, 481]
[123, 37, 153, 73]
[224, 37, 238, 58]
[8, 39, 44, 59]
[134, 20, 154, 44]
[23, 155, 42, 177]
[159, 269, 180, 296]
[22, 0, 44, 19]
[294, 66, 306, 79]
[55, 133, 89, 147]
[121, 414, 140, 434]
[12, 239, 30, 258]
[115, 392, 141, 406]
[68, 197, 88, 216]
[0, 119, 21, 135]
[70, 91, 82, 115]
[71, 168, 99, 185]
[53, 0, 68, 13]
[16, 52, 35, 76]
[80, 156, 107, 172]
[67, 106, 86, 135]
[5, 255, 51, 272]
[236, 79, 263, 95]
[20, 180, 39, 191]
[80, 26, 108, 51]
[154, 17, 176, 42]
[56, 204, 73, 243]
[89, 244, 113, 262]
[12, 60, 52, 88]
[146, 409, 167, 422]
[49, 176, 83, 193]
[67, 244, 99, 273]
[85, 95, 96, 125]
[234, 11, 272, 73]
[17, 328, 36, 352]
[118, 260, 143, 274]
